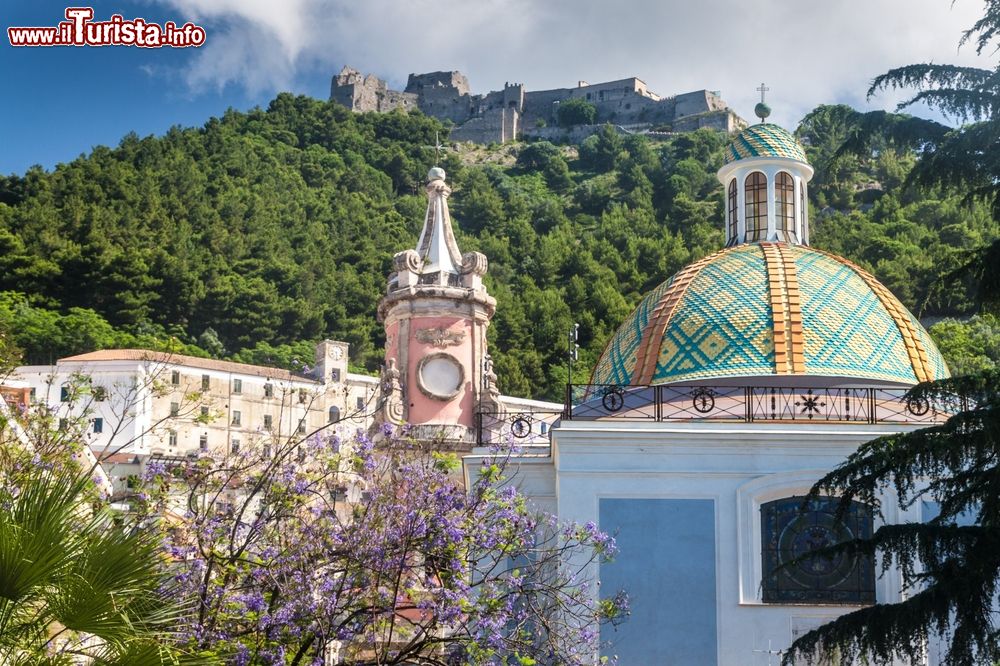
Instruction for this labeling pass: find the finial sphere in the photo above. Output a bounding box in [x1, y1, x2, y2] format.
[754, 102, 771, 122]
[428, 166, 446, 182]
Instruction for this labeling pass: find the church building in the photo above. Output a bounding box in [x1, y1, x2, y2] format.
[376, 109, 950, 664]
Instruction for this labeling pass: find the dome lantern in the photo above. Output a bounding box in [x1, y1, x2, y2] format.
[717, 93, 813, 248]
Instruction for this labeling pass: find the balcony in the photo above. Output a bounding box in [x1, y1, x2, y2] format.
[476, 382, 957, 448]
[566, 384, 954, 425]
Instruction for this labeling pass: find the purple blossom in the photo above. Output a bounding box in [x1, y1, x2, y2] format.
[131, 427, 619, 664]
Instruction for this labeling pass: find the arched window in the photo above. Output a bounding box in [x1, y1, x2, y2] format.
[800, 181, 808, 243]
[328, 406, 341, 424]
[776, 172, 796, 240]
[761, 496, 874, 604]
[744, 172, 768, 241]
[727, 178, 738, 244]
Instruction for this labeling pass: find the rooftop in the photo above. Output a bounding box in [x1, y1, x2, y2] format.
[59, 349, 320, 384]
[723, 123, 808, 164]
[591, 243, 949, 387]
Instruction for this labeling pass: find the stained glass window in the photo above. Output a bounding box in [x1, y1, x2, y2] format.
[761, 496, 874, 604]
[744, 172, 767, 241]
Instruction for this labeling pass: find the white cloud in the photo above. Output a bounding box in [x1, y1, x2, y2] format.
[153, 0, 994, 125]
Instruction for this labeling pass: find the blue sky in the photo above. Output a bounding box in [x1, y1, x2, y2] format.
[1, 0, 993, 176]
[1, 2, 332, 174]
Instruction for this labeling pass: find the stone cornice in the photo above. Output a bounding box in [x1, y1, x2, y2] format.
[378, 288, 496, 322]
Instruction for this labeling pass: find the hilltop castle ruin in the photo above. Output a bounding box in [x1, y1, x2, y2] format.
[330, 66, 746, 143]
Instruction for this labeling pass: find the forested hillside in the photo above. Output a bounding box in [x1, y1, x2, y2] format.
[0, 95, 995, 399]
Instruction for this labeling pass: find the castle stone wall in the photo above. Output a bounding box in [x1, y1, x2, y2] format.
[673, 109, 745, 133]
[450, 108, 519, 144]
[405, 71, 471, 96]
[521, 123, 613, 144]
[675, 90, 727, 119]
[330, 65, 746, 144]
[330, 66, 418, 113]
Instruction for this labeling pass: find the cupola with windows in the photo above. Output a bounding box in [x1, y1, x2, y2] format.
[717, 103, 813, 246]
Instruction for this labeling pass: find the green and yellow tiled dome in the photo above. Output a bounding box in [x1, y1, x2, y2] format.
[592, 242, 949, 387]
[723, 123, 808, 164]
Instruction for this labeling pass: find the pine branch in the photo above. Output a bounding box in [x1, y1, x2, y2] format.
[961, 0, 1000, 55]
[869, 64, 995, 101]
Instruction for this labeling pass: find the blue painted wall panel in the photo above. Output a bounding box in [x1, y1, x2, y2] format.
[599, 498, 717, 665]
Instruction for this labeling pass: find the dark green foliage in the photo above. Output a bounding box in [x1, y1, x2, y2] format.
[0, 292, 206, 363]
[0, 93, 994, 400]
[229, 339, 321, 373]
[516, 141, 562, 170]
[578, 125, 626, 172]
[556, 98, 597, 127]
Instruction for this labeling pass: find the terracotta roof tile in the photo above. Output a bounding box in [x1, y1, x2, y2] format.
[59, 349, 320, 384]
[97, 452, 142, 464]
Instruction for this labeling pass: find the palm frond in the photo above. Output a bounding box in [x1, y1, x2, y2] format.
[0, 466, 193, 663]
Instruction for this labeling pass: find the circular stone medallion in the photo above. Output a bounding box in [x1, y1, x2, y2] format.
[417, 353, 464, 401]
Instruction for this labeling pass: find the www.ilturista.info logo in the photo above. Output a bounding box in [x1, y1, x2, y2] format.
[8, 7, 206, 48]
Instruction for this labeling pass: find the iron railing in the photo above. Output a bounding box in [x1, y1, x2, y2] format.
[473, 384, 958, 447]
[475, 409, 564, 446]
[565, 384, 957, 425]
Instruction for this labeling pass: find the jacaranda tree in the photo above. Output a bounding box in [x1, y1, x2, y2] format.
[137, 423, 628, 665]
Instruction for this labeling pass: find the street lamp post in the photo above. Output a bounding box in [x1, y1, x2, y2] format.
[565, 323, 579, 413]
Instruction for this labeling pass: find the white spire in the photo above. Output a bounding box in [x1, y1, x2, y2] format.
[415, 167, 463, 276]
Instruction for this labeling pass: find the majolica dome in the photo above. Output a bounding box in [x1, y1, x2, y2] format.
[593, 107, 948, 389]
[723, 123, 807, 164]
[591, 242, 949, 387]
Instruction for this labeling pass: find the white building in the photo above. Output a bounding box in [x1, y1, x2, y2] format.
[464, 117, 954, 664]
[15, 339, 379, 459]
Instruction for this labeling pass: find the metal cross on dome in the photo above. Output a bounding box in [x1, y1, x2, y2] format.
[755, 83, 772, 122]
[757, 82, 770, 104]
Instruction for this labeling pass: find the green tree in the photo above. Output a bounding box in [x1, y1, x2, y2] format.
[930, 314, 1000, 375]
[543, 155, 574, 192]
[578, 125, 625, 172]
[556, 98, 597, 127]
[516, 141, 562, 170]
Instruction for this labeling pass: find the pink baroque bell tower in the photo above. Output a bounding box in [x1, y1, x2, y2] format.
[377, 167, 498, 448]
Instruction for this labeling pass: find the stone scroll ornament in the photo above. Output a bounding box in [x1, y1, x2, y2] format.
[461, 251, 488, 276]
[380, 358, 405, 424]
[416, 328, 466, 348]
[394, 249, 422, 274]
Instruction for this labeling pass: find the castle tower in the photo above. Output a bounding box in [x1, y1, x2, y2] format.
[377, 167, 497, 448]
